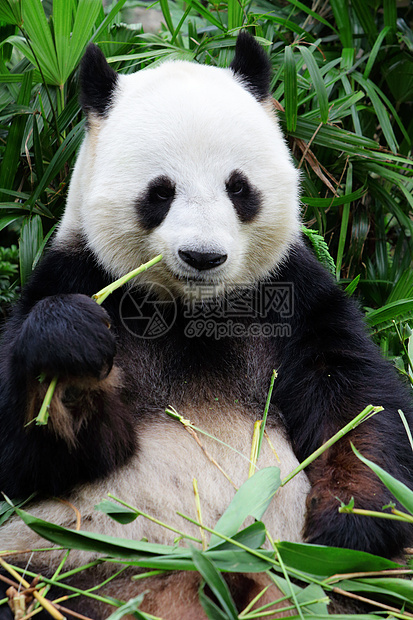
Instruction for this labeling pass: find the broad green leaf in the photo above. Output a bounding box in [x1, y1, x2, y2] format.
[192, 547, 238, 619]
[228, 0, 244, 30]
[340, 577, 413, 606]
[15, 507, 184, 558]
[198, 590, 228, 620]
[67, 0, 101, 80]
[95, 499, 138, 525]
[277, 541, 400, 576]
[366, 299, 413, 327]
[302, 187, 366, 209]
[295, 583, 329, 615]
[0, 0, 22, 24]
[352, 445, 413, 515]
[22, 0, 60, 84]
[0, 215, 20, 232]
[212, 522, 267, 551]
[209, 467, 281, 548]
[298, 46, 329, 123]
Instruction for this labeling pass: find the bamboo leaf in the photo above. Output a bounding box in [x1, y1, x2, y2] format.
[192, 548, 238, 620]
[209, 467, 281, 548]
[352, 445, 413, 514]
[277, 541, 400, 576]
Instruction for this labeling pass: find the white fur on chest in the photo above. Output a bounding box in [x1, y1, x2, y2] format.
[1, 408, 309, 571]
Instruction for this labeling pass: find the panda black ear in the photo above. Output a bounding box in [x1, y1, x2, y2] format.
[229, 31, 271, 102]
[79, 44, 118, 117]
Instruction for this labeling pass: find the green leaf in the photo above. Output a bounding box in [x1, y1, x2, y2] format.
[30, 119, 85, 206]
[0, 70, 32, 201]
[302, 187, 367, 208]
[298, 46, 329, 123]
[353, 72, 399, 153]
[330, 0, 353, 48]
[19, 214, 43, 285]
[15, 507, 183, 558]
[198, 590, 229, 620]
[344, 274, 360, 297]
[22, 0, 60, 84]
[95, 499, 138, 525]
[352, 445, 413, 515]
[67, 0, 101, 80]
[366, 299, 413, 327]
[191, 547, 238, 620]
[159, 0, 174, 35]
[106, 595, 147, 620]
[363, 27, 391, 80]
[209, 467, 281, 548]
[0, 0, 22, 24]
[340, 577, 413, 606]
[277, 541, 400, 576]
[301, 226, 336, 275]
[284, 0, 337, 33]
[53, 0, 74, 84]
[212, 522, 267, 551]
[351, 0, 378, 46]
[284, 46, 297, 132]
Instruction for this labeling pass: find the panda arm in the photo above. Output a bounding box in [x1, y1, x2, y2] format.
[272, 243, 413, 557]
[0, 246, 135, 498]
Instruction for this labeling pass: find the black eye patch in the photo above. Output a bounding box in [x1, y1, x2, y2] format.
[225, 170, 261, 223]
[136, 176, 176, 230]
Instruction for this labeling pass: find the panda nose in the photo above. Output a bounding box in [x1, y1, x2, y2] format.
[178, 250, 227, 271]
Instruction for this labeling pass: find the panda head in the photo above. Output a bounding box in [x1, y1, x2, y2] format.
[58, 33, 300, 299]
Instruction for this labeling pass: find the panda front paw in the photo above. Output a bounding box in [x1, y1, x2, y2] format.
[13, 294, 116, 380]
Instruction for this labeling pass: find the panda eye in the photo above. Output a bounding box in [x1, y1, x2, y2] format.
[228, 179, 246, 195]
[136, 175, 176, 230]
[226, 170, 261, 223]
[226, 172, 249, 197]
[150, 181, 176, 202]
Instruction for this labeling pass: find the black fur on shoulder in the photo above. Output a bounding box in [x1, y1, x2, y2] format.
[80, 43, 118, 117]
[230, 31, 272, 102]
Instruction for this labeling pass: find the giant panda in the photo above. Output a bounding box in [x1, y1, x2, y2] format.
[0, 32, 412, 619]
